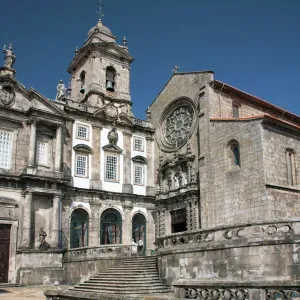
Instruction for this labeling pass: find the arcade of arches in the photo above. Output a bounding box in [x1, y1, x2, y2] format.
[70, 208, 147, 250]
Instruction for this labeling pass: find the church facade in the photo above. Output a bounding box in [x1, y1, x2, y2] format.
[1, 16, 300, 297]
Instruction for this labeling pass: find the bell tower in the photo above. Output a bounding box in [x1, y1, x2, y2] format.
[67, 7, 134, 112]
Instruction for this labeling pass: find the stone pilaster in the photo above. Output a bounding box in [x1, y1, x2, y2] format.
[90, 124, 102, 189]
[28, 120, 36, 166]
[146, 136, 155, 196]
[123, 202, 133, 245]
[22, 192, 32, 248]
[51, 194, 61, 248]
[54, 124, 62, 172]
[122, 130, 133, 193]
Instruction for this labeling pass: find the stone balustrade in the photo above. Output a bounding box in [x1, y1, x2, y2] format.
[63, 245, 132, 262]
[157, 219, 300, 252]
[173, 280, 300, 300]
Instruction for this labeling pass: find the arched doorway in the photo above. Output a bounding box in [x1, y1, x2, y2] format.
[132, 213, 146, 256]
[100, 209, 122, 245]
[70, 209, 89, 249]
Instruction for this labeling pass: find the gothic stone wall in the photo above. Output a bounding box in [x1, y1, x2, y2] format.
[205, 119, 266, 227]
[150, 72, 214, 181]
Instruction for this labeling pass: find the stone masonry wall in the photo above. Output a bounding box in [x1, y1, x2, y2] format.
[150, 72, 214, 185]
[207, 119, 266, 227]
[158, 243, 300, 287]
[208, 87, 263, 118]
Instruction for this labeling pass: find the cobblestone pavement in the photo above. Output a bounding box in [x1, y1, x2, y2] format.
[0, 286, 70, 299]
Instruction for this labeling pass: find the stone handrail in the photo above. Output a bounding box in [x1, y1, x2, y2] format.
[157, 219, 300, 251]
[63, 245, 132, 262]
[173, 279, 300, 300]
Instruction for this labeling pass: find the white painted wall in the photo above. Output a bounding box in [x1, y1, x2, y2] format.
[72, 121, 93, 189]
[100, 127, 124, 193]
[131, 135, 147, 195]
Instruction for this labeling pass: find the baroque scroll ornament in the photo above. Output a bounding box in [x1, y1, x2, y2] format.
[165, 106, 193, 147]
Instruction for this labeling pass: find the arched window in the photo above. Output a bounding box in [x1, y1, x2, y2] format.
[228, 140, 240, 167]
[106, 67, 116, 92]
[100, 209, 122, 245]
[70, 209, 89, 249]
[132, 213, 146, 256]
[286, 149, 296, 186]
[79, 71, 86, 94]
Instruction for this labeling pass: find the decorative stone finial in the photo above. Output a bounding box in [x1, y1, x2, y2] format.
[123, 36, 128, 47]
[146, 106, 151, 121]
[172, 65, 180, 74]
[56, 79, 66, 101]
[67, 78, 72, 98]
[74, 47, 79, 56]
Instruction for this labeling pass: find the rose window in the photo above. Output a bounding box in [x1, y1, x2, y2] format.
[164, 106, 194, 147]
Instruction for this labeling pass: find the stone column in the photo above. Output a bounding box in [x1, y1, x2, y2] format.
[155, 210, 160, 238]
[90, 125, 102, 189]
[28, 120, 37, 166]
[52, 194, 61, 248]
[192, 198, 199, 230]
[122, 130, 133, 193]
[54, 125, 62, 172]
[22, 192, 32, 248]
[159, 209, 165, 236]
[186, 201, 192, 231]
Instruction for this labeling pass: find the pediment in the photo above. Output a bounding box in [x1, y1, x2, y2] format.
[102, 143, 123, 153]
[0, 76, 68, 120]
[73, 144, 93, 153]
[132, 156, 148, 164]
[28, 89, 69, 119]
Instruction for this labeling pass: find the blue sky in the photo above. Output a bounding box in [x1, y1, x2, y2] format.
[0, 0, 299, 119]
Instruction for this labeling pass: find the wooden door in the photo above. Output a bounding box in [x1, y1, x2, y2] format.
[0, 224, 11, 283]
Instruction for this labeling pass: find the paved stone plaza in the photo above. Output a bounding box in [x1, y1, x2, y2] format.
[0, 286, 68, 300]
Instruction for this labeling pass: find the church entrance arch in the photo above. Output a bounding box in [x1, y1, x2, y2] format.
[100, 209, 122, 245]
[132, 213, 146, 256]
[70, 209, 89, 249]
[0, 224, 11, 283]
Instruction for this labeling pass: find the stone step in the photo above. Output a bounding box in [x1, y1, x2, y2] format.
[97, 271, 158, 276]
[111, 266, 157, 271]
[120, 261, 156, 266]
[71, 286, 172, 294]
[78, 282, 166, 288]
[70, 256, 171, 296]
[89, 278, 162, 283]
[92, 275, 160, 280]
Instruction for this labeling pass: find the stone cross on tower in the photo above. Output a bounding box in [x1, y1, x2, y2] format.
[96, 0, 104, 21]
[172, 65, 180, 74]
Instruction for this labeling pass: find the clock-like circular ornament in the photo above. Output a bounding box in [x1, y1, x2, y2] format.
[105, 104, 118, 119]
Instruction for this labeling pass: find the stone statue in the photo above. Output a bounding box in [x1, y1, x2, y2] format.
[177, 166, 187, 187]
[38, 227, 50, 250]
[173, 174, 179, 189]
[56, 80, 66, 101]
[3, 44, 16, 69]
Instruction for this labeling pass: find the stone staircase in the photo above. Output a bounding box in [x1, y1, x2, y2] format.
[70, 256, 172, 295]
